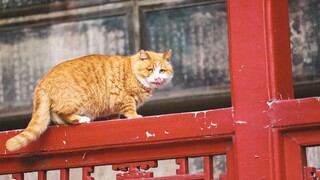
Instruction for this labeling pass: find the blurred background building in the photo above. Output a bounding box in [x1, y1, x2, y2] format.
[0, 0, 319, 179]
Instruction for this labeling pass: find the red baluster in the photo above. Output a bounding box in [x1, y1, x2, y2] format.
[83, 167, 94, 180]
[203, 156, 213, 180]
[175, 158, 189, 175]
[60, 169, 70, 180]
[38, 171, 47, 180]
[12, 173, 24, 180]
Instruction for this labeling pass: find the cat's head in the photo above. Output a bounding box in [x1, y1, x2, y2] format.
[132, 49, 173, 89]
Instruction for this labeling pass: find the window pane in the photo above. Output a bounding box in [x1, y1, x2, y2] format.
[141, 2, 229, 96]
[289, 0, 320, 82]
[0, 15, 129, 110]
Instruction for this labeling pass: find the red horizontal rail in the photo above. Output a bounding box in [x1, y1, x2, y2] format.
[0, 108, 234, 157]
[0, 108, 234, 175]
[269, 97, 320, 129]
[268, 97, 320, 180]
[1, 97, 319, 179]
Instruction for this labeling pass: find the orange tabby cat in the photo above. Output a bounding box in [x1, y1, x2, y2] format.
[6, 49, 173, 151]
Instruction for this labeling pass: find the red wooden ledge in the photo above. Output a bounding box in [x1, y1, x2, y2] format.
[0, 108, 234, 174]
[0, 108, 233, 156]
[269, 97, 320, 129]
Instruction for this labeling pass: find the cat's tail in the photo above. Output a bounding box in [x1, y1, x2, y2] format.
[6, 89, 51, 151]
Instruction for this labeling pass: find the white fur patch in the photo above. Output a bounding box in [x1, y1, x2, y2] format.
[79, 116, 91, 123]
[137, 76, 152, 88]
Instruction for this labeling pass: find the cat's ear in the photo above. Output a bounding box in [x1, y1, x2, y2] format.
[163, 49, 172, 60]
[140, 50, 149, 60]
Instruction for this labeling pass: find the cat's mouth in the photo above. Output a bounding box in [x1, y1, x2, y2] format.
[150, 77, 165, 86]
[138, 75, 171, 89]
[150, 81, 163, 85]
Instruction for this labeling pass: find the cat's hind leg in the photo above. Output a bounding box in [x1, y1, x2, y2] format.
[50, 112, 66, 125]
[60, 114, 91, 124]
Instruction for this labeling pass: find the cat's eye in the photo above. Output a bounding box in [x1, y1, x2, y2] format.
[147, 68, 153, 73]
[159, 69, 166, 73]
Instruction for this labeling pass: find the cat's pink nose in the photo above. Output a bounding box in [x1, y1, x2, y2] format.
[154, 77, 163, 84]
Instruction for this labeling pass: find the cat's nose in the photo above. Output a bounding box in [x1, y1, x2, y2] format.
[154, 77, 163, 84]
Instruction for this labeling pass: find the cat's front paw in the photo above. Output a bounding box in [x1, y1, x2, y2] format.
[79, 116, 91, 123]
[126, 114, 143, 119]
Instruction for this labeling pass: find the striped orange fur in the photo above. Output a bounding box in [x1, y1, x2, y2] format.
[6, 49, 173, 151]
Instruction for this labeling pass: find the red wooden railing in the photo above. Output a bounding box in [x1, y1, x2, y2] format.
[1, 109, 235, 179]
[1, 0, 320, 179]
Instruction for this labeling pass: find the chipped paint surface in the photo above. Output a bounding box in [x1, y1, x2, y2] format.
[235, 120, 247, 124]
[297, 99, 301, 104]
[210, 122, 218, 128]
[194, 111, 208, 118]
[267, 101, 274, 107]
[146, 132, 156, 138]
[82, 152, 87, 159]
[164, 131, 170, 134]
[231, 108, 235, 119]
[63, 141, 66, 145]
[273, 119, 283, 124]
[153, 114, 167, 118]
[206, 122, 218, 129]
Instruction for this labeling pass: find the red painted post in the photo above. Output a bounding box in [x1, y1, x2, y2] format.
[203, 156, 213, 180]
[38, 171, 47, 180]
[12, 173, 24, 180]
[60, 169, 69, 180]
[227, 0, 293, 179]
[175, 158, 189, 175]
[82, 167, 94, 180]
